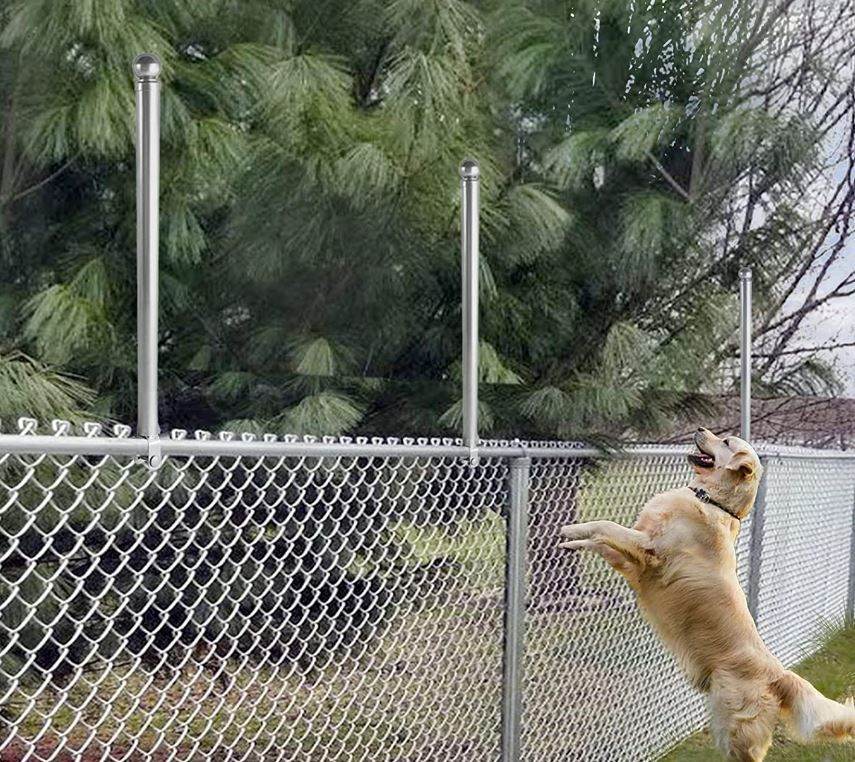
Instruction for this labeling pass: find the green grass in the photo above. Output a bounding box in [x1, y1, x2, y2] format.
[661, 625, 855, 761]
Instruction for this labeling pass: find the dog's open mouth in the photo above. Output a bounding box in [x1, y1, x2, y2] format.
[687, 450, 715, 469]
[688, 430, 715, 469]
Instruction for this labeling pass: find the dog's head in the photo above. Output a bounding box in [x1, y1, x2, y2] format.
[688, 428, 762, 519]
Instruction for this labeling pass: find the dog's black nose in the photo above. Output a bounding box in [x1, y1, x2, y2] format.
[697, 427, 704, 432]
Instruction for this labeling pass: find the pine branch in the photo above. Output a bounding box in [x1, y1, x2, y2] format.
[1, 155, 79, 205]
[754, 341, 855, 358]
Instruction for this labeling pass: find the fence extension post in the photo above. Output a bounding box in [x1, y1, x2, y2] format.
[460, 160, 480, 465]
[133, 54, 162, 468]
[739, 267, 752, 442]
[746, 457, 768, 623]
[502, 457, 530, 762]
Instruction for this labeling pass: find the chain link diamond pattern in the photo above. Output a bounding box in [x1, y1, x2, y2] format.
[0, 426, 853, 761]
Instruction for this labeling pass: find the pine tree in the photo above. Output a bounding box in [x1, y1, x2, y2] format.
[0, 0, 849, 441]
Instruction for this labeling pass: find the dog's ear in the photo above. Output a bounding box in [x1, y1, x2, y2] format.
[726, 450, 757, 478]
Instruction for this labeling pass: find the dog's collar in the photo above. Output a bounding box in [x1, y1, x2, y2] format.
[689, 487, 741, 521]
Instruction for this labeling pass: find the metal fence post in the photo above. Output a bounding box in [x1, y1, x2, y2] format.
[846, 482, 855, 624]
[746, 457, 768, 623]
[133, 54, 162, 467]
[502, 456, 530, 762]
[460, 160, 480, 463]
[739, 266, 752, 442]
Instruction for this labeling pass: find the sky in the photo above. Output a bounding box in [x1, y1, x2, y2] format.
[785, 136, 855, 398]
[796, 251, 855, 396]
[749, 4, 855, 400]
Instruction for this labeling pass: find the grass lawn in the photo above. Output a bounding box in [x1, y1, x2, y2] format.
[661, 625, 855, 761]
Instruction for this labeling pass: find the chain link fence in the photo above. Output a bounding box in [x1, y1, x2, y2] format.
[1, 422, 854, 761]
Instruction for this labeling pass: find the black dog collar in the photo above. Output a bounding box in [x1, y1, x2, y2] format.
[690, 486, 741, 521]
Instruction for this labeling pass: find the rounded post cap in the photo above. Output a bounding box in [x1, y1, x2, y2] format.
[460, 159, 480, 180]
[739, 265, 753, 280]
[133, 54, 162, 81]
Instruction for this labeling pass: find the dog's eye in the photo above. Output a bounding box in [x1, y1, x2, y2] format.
[724, 438, 731, 447]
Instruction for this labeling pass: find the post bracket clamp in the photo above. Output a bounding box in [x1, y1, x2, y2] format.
[137, 435, 163, 469]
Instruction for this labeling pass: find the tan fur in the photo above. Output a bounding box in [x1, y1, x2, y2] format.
[560, 428, 855, 761]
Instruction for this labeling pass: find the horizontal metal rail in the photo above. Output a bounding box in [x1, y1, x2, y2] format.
[0, 432, 853, 462]
[0, 434, 588, 460]
[754, 449, 855, 460]
[0, 434, 148, 458]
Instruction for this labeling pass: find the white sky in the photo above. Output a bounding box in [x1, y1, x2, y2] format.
[794, 252, 855, 395]
[783, 131, 855, 397]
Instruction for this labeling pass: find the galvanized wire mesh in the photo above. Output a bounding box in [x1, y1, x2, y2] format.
[0, 432, 508, 761]
[0, 424, 854, 762]
[753, 453, 855, 666]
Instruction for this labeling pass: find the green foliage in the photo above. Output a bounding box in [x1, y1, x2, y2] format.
[277, 391, 365, 435]
[544, 130, 611, 191]
[710, 110, 820, 179]
[291, 337, 349, 378]
[491, 5, 563, 99]
[478, 341, 522, 385]
[0, 0, 840, 445]
[0, 353, 94, 420]
[610, 104, 681, 163]
[24, 256, 117, 364]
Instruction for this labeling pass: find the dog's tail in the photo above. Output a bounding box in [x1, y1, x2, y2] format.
[773, 670, 855, 742]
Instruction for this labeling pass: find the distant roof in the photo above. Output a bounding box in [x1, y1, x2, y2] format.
[658, 395, 855, 450]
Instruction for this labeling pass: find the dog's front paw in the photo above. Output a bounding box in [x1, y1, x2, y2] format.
[559, 523, 589, 541]
[558, 539, 593, 551]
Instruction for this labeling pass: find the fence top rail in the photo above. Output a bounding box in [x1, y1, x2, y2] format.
[0, 426, 854, 462]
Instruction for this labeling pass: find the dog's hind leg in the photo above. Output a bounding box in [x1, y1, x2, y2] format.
[710, 688, 778, 762]
[725, 728, 775, 762]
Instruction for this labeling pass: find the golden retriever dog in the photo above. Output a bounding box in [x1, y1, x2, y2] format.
[559, 427, 855, 761]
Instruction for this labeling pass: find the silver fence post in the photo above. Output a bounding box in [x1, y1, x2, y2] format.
[847, 482, 855, 624]
[746, 457, 768, 623]
[502, 457, 530, 762]
[460, 159, 480, 463]
[133, 54, 162, 467]
[740, 266, 752, 442]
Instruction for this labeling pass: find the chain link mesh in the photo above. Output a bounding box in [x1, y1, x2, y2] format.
[0, 433, 508, 760]
[753, 454, 855, 666]
[0, 426, 853, 761]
